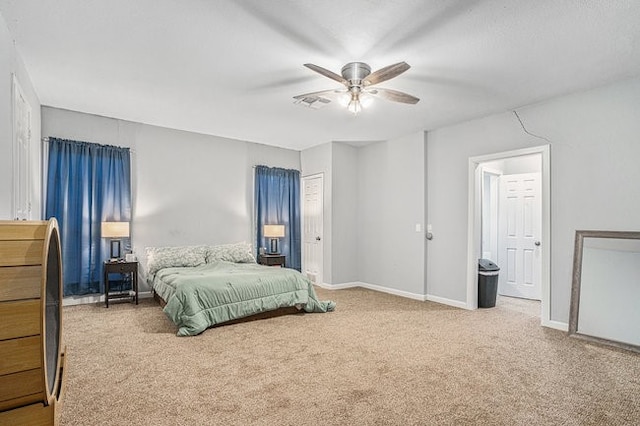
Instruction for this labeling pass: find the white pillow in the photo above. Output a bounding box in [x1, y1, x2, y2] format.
[145, 245, 207, 276]
[206, 242, 256, 264]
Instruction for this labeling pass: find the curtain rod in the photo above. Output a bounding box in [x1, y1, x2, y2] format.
[252, 164, 300, 172]
[42, 137, 135, 153]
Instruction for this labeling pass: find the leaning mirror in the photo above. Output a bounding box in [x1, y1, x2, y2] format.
[569, 230, 640, 353]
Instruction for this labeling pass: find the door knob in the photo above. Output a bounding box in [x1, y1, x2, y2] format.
[534, 241, 541, 246]
[316, 236, 321, 241]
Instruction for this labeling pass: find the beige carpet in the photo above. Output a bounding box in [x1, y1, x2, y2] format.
[59, 288, 639, 425]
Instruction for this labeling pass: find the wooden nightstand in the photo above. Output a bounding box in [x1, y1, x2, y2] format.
[258, 254, 286, 267]
[103, 260, 138, 308]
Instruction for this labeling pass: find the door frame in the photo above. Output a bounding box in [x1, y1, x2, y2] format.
[466, 145, 551, 326]
[480, 166, 502, 261]
[302, 173, 324, 286]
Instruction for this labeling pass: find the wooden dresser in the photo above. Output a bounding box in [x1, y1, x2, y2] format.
[0, 219, 66, 425]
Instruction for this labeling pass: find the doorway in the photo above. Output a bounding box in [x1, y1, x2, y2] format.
[302, 174, 324, 285]
[467, 146, 551, 325]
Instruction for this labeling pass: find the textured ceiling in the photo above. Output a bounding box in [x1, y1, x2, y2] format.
[1, 0, 640, 150]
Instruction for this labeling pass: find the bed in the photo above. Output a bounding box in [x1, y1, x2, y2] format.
[145, 243, 335, 336]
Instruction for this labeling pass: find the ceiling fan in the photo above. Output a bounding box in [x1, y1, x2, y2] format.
[294, 61, 419, 114]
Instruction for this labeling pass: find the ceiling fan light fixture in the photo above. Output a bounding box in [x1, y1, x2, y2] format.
[347, 97, 362, 114]
[338, 93, 352, 107]
[360, 93, 374, 109]
[345, 90, 374, 114]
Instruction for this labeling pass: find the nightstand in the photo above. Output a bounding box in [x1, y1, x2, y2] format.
[103, 260, 138, 308]
[258, 254, 286, 267]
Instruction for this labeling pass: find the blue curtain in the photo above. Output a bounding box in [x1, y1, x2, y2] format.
[45, 138, 131, 296]
[255, 165, 301, 271]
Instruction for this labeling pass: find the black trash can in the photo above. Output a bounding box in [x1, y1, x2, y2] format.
[478, 259, 500, 308]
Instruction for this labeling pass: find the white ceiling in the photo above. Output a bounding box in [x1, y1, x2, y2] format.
[1, 0, 640, 150]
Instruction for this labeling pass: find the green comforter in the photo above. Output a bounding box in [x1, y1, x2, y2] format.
[152, 261, 335, 336]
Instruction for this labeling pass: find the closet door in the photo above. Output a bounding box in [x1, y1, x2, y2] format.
[12, 76, 33, 220]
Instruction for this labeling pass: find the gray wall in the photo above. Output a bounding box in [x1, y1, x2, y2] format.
[302, 136, 425, 293]
[331, 143, 358, 283]
[357, 133, 426, 295]
[42, 107, 300, 289]
[427, 113, 539, 303]
[0, 13, 41, 219]
[426, 76, 640, 323]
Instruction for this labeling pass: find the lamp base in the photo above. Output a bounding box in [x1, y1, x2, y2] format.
[110, 239, 122, 260]
[269, 238, 279, 254]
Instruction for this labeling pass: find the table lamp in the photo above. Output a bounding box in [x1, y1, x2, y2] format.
[263, 224, 285, 254]
[101, 221, 130, 261]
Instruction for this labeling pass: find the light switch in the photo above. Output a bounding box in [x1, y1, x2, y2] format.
[415, 224, 422, 232]
[427, 224, 433, 232]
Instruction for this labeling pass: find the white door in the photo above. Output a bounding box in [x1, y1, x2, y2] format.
[498, 172, 542, 300]
[13, 75, 32, 220]
[302, 175, 323, 285]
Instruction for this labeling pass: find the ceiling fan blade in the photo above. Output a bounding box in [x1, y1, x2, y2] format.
[364, 62, 411, 86]
[304, 63, 347, 85]
[293, 89, 344, 100]
[368, 88, 420, 104]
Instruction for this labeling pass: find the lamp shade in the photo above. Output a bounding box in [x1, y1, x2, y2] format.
[263, 224, 285, 238]
[101, 221, 130, 238]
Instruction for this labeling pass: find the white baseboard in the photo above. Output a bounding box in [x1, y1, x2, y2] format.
[315, 281, 359, 290]
[359, 282, 427, 301]
[63, 294, 103, 306]
[62, 291, 153, 307]
[317, 281, 427, 301]
[318, 282, 470, 310]
[425, 294, 469, 310]
[542, 318, 569, 332]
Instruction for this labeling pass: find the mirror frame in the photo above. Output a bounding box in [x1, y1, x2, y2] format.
[569, 230, 640, 353]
